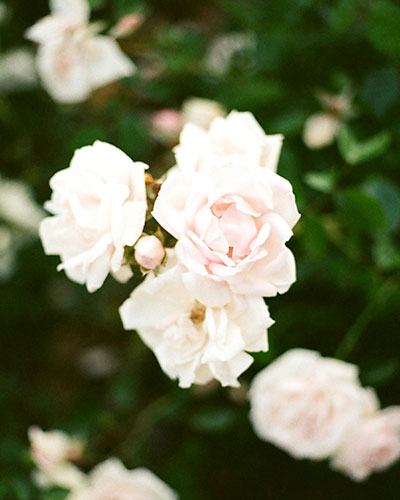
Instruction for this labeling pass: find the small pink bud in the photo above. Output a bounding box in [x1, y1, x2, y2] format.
[135, 235, 165, 270]
[151, 109, 183, 145]
[110, 13, 144, 39]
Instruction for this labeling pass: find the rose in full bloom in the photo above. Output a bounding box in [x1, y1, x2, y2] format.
[153, 154, 300, 298]
[28, 427, 85, 490]
[68, 458, 177, 500]
[120, 254, 273, 388]
[25, 0, 135, 103]
[249, 349, 375, 460]
[331, 406, 400, 481]
[302, 112, 340, 149]
[174, 111, 283, 176]
[40, 141, 147, 292]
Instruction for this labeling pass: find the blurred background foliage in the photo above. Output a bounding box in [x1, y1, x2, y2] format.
[1, 0, 400, 498]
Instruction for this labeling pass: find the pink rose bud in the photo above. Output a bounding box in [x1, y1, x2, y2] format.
[110, 13, 144, 39]
[151, 109, 183, 145]
[135, 235, 165, 270]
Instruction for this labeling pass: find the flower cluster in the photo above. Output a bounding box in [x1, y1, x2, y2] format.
[249, 349, 400, 481]
[25, 0, 135, 103]
[40, 110, 299, 387]
[28, 428, 177, 499]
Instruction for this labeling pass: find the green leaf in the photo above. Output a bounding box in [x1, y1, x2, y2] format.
[88, 0, 107, 9]
[367, 0, 400, 55]
[363, 177, 400, 232]
[330, 0, 360, 34]
[361, 68, 400, 116]
[337, 125, 391, 165]
[373, 237, 400, 271]
[299, 215, 328, 259]
[335, 188, 388, 234]
[190, 408, 239, 433]
[304, 171, 336, 194]
[363, 358, 399, 386]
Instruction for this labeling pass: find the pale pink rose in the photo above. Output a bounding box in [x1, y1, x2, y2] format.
[40, 141, 147, 292]
[151, 109, 183, 145]
[302, 112, 340, 149]
[68, 458, 177, 500]
[26, 0, 135, 103]
[28, 426, 85, 490]
[249, 349, 376, 460]
[182, 98, 226, 130]
[120, 253, 273, 388]
[135, 235, 165, 270]
[174, 111, 283, 176]
[152, 157, 300, 298]
[332, 407, 400, 481]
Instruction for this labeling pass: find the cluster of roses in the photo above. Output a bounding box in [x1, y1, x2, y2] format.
[28, 427, 176, 499]
[40, 110, 298, 388]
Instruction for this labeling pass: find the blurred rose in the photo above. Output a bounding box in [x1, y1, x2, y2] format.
[204, 33, 256, 76]
[120, 253, 273, 388]
[151, 109, 183, 145]
[0, 48, 37, 92]
[249, 349, 376, 459]
[0, 225, 15, 281]
[28, 426, 85, 490]
[40, 141, 147, 292]
[182, 98, 226, 130]
[302, 112, 340, 149]
[26, 0, 135, 103]
[68, 458, 177, 500]
[134, 235, 165, 270]
[0, 175, 44, 232]
[153, 155, 300, 298]
[332, 407, 400, 481]
[174, 111, 283, 176]
[77, 345, 119, 378]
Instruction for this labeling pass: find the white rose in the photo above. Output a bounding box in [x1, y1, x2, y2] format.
[119, 253, 274, 388]
[25, 0, 135, 104]
[28, 426, 85, 490]
[0, 175, 44, 232]
[40, 141, 147, 292]
[174, 111, 283, 176]
[331, 407, 400, 481]
[68, 458, 177, 500]
[182, 98, 226, 130]
[302, 112, 340, 149]
[0, 48, 37, 93]
[249, 349, 375, 460]
[153, 156, 300, 298]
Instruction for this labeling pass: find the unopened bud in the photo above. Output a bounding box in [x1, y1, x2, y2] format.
[135, 235, 165, 270]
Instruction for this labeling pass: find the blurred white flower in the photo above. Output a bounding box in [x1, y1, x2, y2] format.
[68, 458, 177, 500]
[332, 406, 400, 481]
[204, 33, 256, 76]
[40, 141, 147, 292]
[0, 175, 44, 232]
[182, 98, 226, 130]
[28, 426, 86, 490]
[134, 235, 165, 270]
[151, 109, 183, 146]
[303, 90, 354, 149]
[109, 13, 144, 39]
[25, 0, 135, 103]
[249, 349, 376, 460]
[0, 48, 37, 93]
[302, 112, 340, 149]
[120, 254, 273, 388]
[174, 111, 283, 176]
